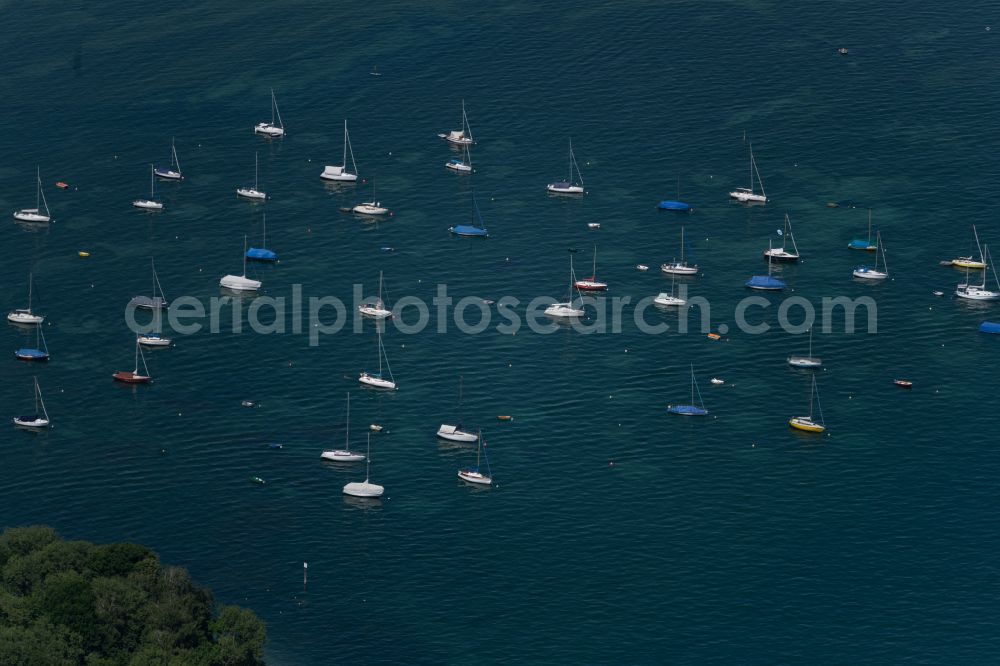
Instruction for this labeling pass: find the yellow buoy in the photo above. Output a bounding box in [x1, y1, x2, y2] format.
[78, 251, 90, 258]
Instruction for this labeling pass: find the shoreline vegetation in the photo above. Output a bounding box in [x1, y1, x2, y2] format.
[0, 526, 265, 665]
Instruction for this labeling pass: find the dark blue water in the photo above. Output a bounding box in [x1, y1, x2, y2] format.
[3, 3, 1000, 663]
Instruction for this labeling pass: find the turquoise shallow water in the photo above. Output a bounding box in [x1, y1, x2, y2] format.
[3, 2, 1000, 663]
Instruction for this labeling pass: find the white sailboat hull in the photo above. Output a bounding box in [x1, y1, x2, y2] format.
[13, 209, 51, 223]
[545, 303, 584, 318]
[7, 310, 43, 325]
[439, 131, 473, 145]
[853, 268, 887, 280]
[359, 372, 396, 390]
[654, 293, 686, 307]
[446, 161, 473, 173]
[343, 481, 384, 497]
[320, 166, 358, 182]
[546, 183, 584, 194]
[358, 304, 393, 319]
[220, 274, 262, 291]
[764, 249, 799, 262]
[138, 335, 172, 347]
[956, 285, 1000, 300]
[458, 469, 492, 485]
[255, 123, 284, 137]
[132, 199, 164, 210]
[437, 425, 478, 442]
[729, 188, 767, 203]
[155, 169, 182, 180]
[321, 450, 366, 462]
[236, 187, 267, 200]
[13, 416, 49, 429]
[352, 203, 389, 216]
[660, 263, 698, 275]
[787, 356, 822, 368]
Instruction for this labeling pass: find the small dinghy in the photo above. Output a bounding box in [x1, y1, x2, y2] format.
[894, 379, 913, 388]
[636, 264, 649, 272]
[710, 378, 724, 385]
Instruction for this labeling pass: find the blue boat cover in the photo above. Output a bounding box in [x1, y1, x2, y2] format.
[657, 200, 691, 211]
[980, 321, 1000, 334]
[745, 275, 786, 290]
[668, 404, 708, 416]
[450, 224, 488, 237]
[246, 247, 278, 261]
[15, 348, 49, 360]
[848, 239, 874, 249]
[550, 181, 571, 188]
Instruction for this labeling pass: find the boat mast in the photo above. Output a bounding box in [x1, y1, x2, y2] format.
[262, 214, 267, 246]
[242, 235, 249, 278]
[679, 227, 686, 264]
[346, 392, 351, 451]
[689, 364, 695, 406]
[34, 167, 41, 211]
[254, 152, 259, 190]
[592, 245, 598, 279]
[149, 164, 155, 198]
[974, 225, 985, 263]
[27, 272, 33, 312]
[35, 377, 48, 421]
[458, 376, 465, 425]
[867, 210, 873, 245]
[133, 335, 140, 374]
[981, 245, 989, 289]
[342, 120, 348, 170]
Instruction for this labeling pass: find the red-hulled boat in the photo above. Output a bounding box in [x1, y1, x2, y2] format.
[574, 245, 608, 292]
[113, 336, 153, 384]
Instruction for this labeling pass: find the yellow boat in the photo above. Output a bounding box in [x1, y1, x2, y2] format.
[78, 251, 90, 258]
[952, 257, 986, 269]
[789, 376, 826, 433]
[789, 416, 826, 433]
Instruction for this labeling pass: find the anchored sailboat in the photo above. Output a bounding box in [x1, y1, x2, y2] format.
[729, 141, 768, 203]
[458, 432, 493, 486]
[956, 244, 1000, 300]
[254, 88, 285, 137]
[446, 143, 473, 173]
[352, 179, 389, 216]
[154, 139, 183, 180]
[952, 225, 987, 269]
[14, 325, 49, 362]
[746, 240, 787, 290]
[546, 139, 585, 194]
[359, 324, 397, 390]
[322, 393, 366, 462]
[764, 214, 800, 262]
[113, 335, 152, 384]
[359, 271, 393, 319]
[220, 235, 263, 291]
[437, 376, 478, 442]
[7, 273, 45, 324]
[789, 375, 826, 433]
[661, 227, 698, 275]
[449, 192, 489, 237]
[236, 152, 267, 200]
[132, 165, 164, 210]
[574, 245, 608, 291]
[13, 168, 52, 223]
[787, 328, 822, 368]
[321, 120, 359, 182]
[343, 434, 384, 497]
[246, 214, 278, 262]
[667, 364, 708, 415]
[438, 99, 474, 145]
[545, 249, 585, 318]
[130, 258, 168, 310]
[853, 231, 888, 280]
[654, 269, 686, 306]
[848, 210, 878, 251]
[13, 377, 50, 429]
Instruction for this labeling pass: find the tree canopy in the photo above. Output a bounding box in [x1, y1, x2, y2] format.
[0, 526, 266, 665]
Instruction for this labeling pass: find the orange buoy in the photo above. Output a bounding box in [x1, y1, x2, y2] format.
[56, 182, 69, 189]
[707, 333, 721, 340]
[497, 415, 512, 421]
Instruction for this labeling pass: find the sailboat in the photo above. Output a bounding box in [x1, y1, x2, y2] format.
[574, 245, 608, 291]
[956, 244, 1000, 300]
[359, 324, 397, 390]
[236, 152, 267, 200]
[746, 240, 787, 290]
[952, 225, 987, 269]
[853, 231, 888, 280]
[113, 335, 152, 383]
[789, 375, 826, 433]
[848, 210, 878, 251]
[13, 168, 52, 223]
[458, 432, 493, 485]
[359, 271, 393, 319]
[321, 393, 366, 462]
[654, 269, 686, 306]
[787, 328, 822, 368]
[449, 192, 489, 237]
[321, 120, 359, 182]
[246, 214, 278, 262]
[437, 376, 478, 442]
[254, 88, 285, 137]
[545, 250, 585, 318]
[130, 258, 168, 310]
[763, 214, 800, 262]
[13, 377, 50, 429]
[661, 226, 699, 275]
[546, 139, 585, 194]
[7, 273, 45, 324]
[342, 434, 384, 497]
[132, 165, 164, 210]
[220, 235, 263, 291]
[445, 143, 473, 173]
[729, 141, 768, 203]
[658, 176, 691, 211]
[14, 325, 49, 362]
[667, 364, 708, 415]
[138, 334, 172, 347]
[154, 139, 183, 180]
[438, 99, 474, 145]
[352, 179, 389, 216]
